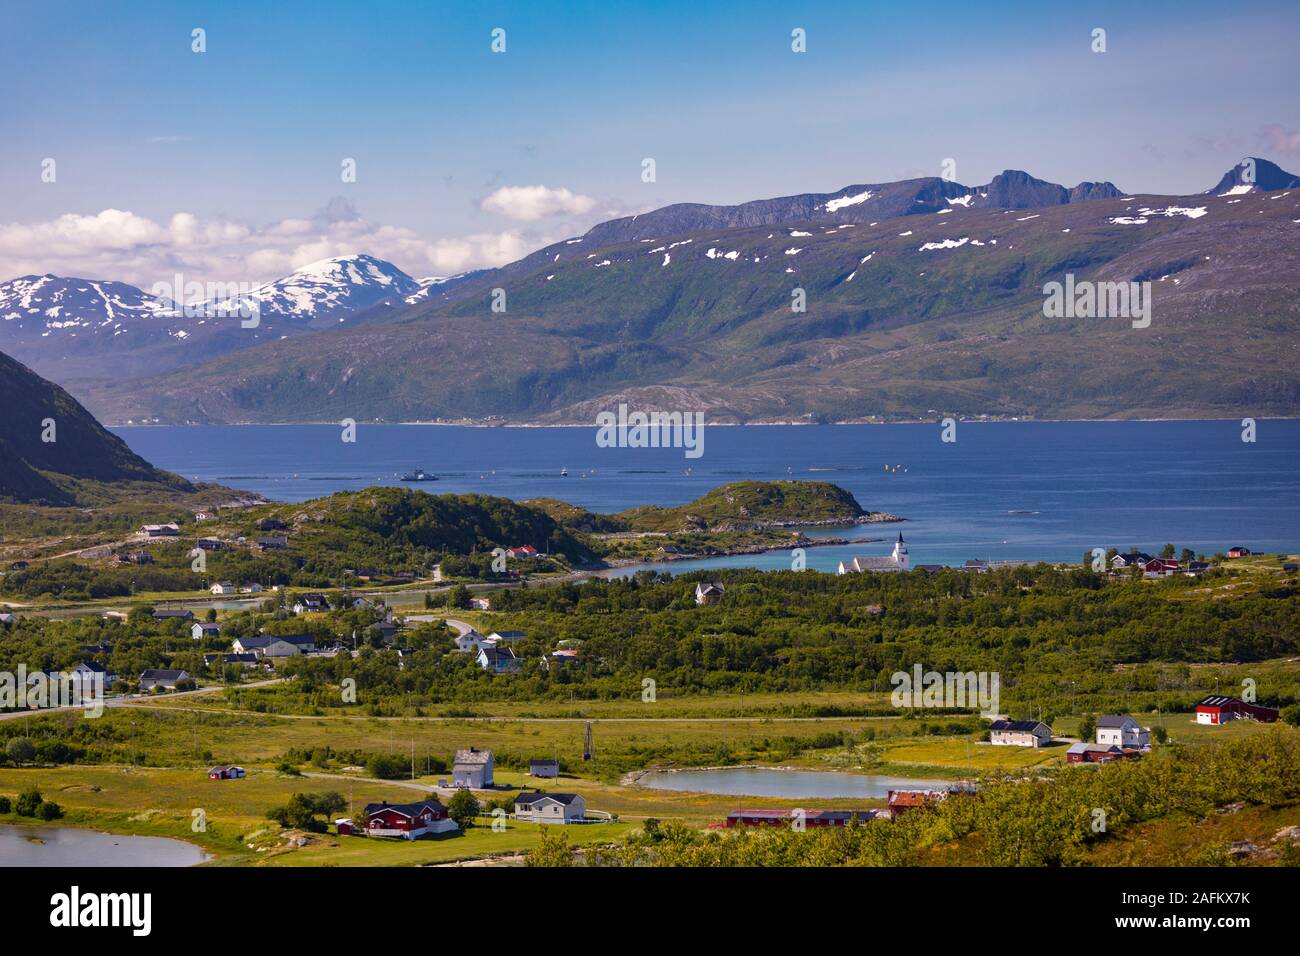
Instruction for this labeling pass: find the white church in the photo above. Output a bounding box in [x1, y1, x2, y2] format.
[838, 533, 909, 574]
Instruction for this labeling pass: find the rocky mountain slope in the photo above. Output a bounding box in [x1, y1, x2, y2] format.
[50, 159, 1300, 424]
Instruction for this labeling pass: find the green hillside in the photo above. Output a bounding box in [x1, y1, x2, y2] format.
[81, 188, 1300, 425]
[0, 349, 193, 505]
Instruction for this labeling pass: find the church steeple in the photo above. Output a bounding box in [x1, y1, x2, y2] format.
[892, 532, 909, 568]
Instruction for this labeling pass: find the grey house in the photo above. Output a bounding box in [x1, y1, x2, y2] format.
[515, 792, 585, 824]
[452, 748, 494, 788]
[529, 759, 560, 778]
[139, 669, 191, 691]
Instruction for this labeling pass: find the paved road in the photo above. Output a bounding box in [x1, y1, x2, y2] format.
[0, 677, 284, 721]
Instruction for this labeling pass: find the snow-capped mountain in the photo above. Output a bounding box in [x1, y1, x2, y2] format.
[0, 274, 171, 338]
[1205, 157, 1300, 196]
[0, 254, 423, 383]
[207, 254, 421, 327]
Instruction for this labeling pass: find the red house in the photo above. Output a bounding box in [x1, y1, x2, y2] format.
[1142, 558, 1180, 578]
[1226, 546, 1251, 559]
[359, 799, 458, 839]
[886, 789, 949, 819]
[1196, 695, 1278, 725]
[507, 545, 540, 559]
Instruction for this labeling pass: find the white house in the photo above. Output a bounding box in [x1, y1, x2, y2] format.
[477, 645, 522, 673]
[191, 622, 222, 640]
[209, 582, 237, 595]
[454, 629, 489, 653]
[1095, 715, 1150, 749]
[694, 582, 724, 605]
[487, 630, 527, 646]
[514, 792, 585, 824]
[231, 634, 316, 658]
[452, 748, 494, 788]
[292, 593, 330, 614]
[988, 719, 1051, 747]
[838, 534, 910, 574]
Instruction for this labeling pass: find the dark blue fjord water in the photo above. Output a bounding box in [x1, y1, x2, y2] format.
[112, 421, 1300, 573]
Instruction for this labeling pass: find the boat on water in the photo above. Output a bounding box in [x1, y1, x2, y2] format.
[560, 467, 568, 477]
[398, 468, 438, 482]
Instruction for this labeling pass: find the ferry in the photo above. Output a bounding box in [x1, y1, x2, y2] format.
[398, 468, 437, 482]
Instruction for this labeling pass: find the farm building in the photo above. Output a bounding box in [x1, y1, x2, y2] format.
[1065, 744, 1137, 764]
[453, 748, 494, 788]
[207, 765, 245, 780]
[1195, 696, 1278, 725]
[514, 792, 586, 824]
[529, 759, 560, 778]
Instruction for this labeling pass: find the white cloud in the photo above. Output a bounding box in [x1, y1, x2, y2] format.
[1258, 124, 1300, 157]
[480, 184, 596, 221]
[0, 205, 544, 289]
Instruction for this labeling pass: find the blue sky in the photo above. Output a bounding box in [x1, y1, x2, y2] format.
[2, 0, 1297, 285]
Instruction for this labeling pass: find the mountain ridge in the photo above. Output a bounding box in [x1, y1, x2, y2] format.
[16, 158, 1300, 426]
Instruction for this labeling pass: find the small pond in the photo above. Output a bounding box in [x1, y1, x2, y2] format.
[0, 825, 209, 867]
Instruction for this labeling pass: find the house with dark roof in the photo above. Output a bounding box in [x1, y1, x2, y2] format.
[514, 792, 586, 824]
[694, 581, 725, 605]
[204, 652, 259, 668]
[231, 634, 316, 658]
[353, 799, 457, 839]
[988, 719, 1052, 747]
[139, 669, 191, 691]
[207, 765, 244, 780]
[191, 622, 222, 640]
[1095, 715, 1149, 748]
[152, 609, 194, 621]
[529, 759, 560, 778]
[477, 644, 523, 673]
[1111, 552, 1153, 570]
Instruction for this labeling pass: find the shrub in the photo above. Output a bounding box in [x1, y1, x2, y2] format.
[15, 786, 43, 816]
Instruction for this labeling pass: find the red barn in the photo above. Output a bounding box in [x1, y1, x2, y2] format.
[361, 799, 458, 839]
[1196, 695, 1278, 725]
